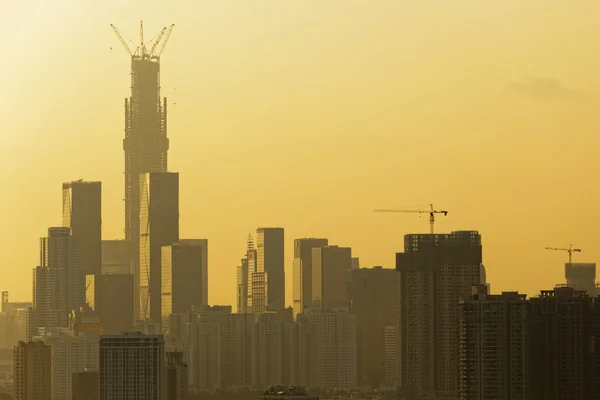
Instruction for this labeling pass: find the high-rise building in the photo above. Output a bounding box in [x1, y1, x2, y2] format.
[312, 246, 352, 311]
[251, 272, 269, 319]
[396, 231, 482, 398]
[40, 227, 85, 315]
[72, 370, 98, 400]
[384, 326, 397, 386]
[96, 274, 134, 335]
[161, 240, 206, 323]
[237, 257, 249, 314]
[99, 332, 164, 400]
[296, 308, 357, 390]
[120, 24, 173, 323]
[256, 228, 285, 311]
[565, 263, 596, 295]
[459, 285, 532, 400]
[165, 352, 188, 400]
[139, 172, 179, 321]
[255, 309, 296, 388]
[350, 266, 397, 387]
[62, 180, 102, 309]
[14, 341, 51, 400]
[101, 240, 132, 275]
[293, 238, 328, 318]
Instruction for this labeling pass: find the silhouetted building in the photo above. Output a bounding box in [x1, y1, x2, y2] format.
[384, 326, 397, 386]
[14, 341, 51, 400]
[99, 332, 164, 399]
[122, 29, 172, 322]
[97, 274, 134, 334]
[166, 352, 188, 400]
[396, 231, 482, 398]
[293, 239, 328, 318]
[296, 308, 356, 390]
[237, 257, 249, 314]
[139, 172, 179, 322]
[459, 285, 532, 400]
[312, 246, 352, 311]
[72, 370, 98, 400]
[565, 263, 596, 295]
[257, 228, 285, 311]
[161, 240, 206, 324]
[62, 181, 102, 309]
[101, 240, 132, 275]
[255, 309, 296, 388]
[351, 266, 397, 387]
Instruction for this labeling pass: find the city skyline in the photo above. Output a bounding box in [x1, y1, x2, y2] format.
[3, 1, 600, 310]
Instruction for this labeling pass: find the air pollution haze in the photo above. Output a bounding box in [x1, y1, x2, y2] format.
[1, 0, 600, 309]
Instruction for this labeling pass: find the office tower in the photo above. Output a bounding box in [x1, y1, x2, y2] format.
[251, 272, 269, 319]
[165, 352, 188, 400]
[255, 309, 296, 388]
[293, 238, 328, 318]
[72, 370, 98, 400]
[161, 240, 206, 324]
[565, 263, 596, 294]
[256, 228, 285, 311]
[14, 341, 51, 400]
[119, 24, 173, 322]
[296, 308, 357, 390]
[139, 172, 179, 321]
[101, 240, 132, 275]
[396, 231, 482, 398]
[96, 274, 134, 334]
[237, 257, 249, 313]
[530, 287, 596, 399]
[384, 326, 397, 386]
[312, 245, 352, 311]
[351, 266, 398, 387]
[44, 331, 99, 400]
[459, 285, 532, 400]
[99, 332, 164, 400]
[244, 235, 260, 314]
[62, 181, 102, 309]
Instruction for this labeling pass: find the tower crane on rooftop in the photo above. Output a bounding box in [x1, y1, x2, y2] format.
[545, 244, 582, 264]
[374, 204, 448, 234]
[110, 21, 175, 59]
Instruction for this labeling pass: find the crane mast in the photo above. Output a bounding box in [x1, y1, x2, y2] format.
[545, 244, 582, 264]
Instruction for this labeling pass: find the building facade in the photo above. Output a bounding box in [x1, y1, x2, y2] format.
[257, 228, 285, 312]
[14, 341, 51, 400]
[312, 246, 352, 311]
[293, 238, 328, 318]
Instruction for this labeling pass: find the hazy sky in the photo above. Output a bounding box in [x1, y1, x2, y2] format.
[2, 1, 600, 306]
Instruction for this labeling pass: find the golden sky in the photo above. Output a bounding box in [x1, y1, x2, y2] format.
[2, 1, 600, 306]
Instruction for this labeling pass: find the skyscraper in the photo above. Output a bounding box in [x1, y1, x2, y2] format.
[459, 285, 532, 400]
[293, 238, 328, 318]
[312, 245, 352, 311]
[62, 181, 102, 308]
[96, 274, 134, 334]
[256, 228, 285, 311]
[101, 240, 132, 275]
[161, 240, 206, 322]
[165, 352, 188, 400]
[396, 231, 482, 398]
[99, 332, 164, 400]
[255, 309, 296, 388]
[14, 341, 51, 400]
[351, 266, 398, 387]
[237, 257, 249, 314]
[565, 263, 596, 295]
[139, 172, 179, 321]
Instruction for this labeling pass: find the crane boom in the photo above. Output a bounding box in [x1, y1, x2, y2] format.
[545, 244, 582, 264]
[158, 24, 175, 57]
[149, 27, 167, 57]
[110, 24, 133, 56]
[374, 204, 448, 234]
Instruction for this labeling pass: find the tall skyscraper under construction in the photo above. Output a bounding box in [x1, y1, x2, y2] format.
[111, 22, 175, 319]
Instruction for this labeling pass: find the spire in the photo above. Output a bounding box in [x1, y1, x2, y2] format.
[247, 233, 255, 251]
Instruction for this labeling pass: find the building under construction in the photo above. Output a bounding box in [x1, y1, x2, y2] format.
[111, 22, 174, 319]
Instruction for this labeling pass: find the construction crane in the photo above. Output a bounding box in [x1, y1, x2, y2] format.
[374, 204, 448, 234]
[110, 22, 175, 59]
[545, 244, 582, 264]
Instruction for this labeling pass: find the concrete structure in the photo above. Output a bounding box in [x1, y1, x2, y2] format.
[101, 240, 132, 275]
[139, 172, 179, 321]
[384, 326, 397, 386]
[257, 228, 285, 311]
[293, 239, 328, 318]
[14, 341, 51, 400]
[296, 308, 357, 390]
[396, 231, 482, 398]
[351, 266, 397, 387]
[99, 332, 164, 400]
[62, 181, 102, 309]
[161, 240, 206, 323]
[97, 273, 134, 335]
[459, 285, 532, 400]
[72, 370, 98, 400]
[565, 263, 596, 295]
[312, 246, 352, 311]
